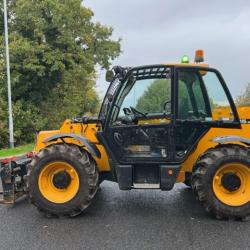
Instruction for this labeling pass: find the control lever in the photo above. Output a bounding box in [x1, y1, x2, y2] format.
[137, 127, 150, 141]
[114, 132, 124, 145]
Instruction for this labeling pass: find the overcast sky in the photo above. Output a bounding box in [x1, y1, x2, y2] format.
[84, 0, 250, 98]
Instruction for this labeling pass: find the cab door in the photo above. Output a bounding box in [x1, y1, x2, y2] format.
[103, 66, 175, 165]
[174, 67, 240, 161]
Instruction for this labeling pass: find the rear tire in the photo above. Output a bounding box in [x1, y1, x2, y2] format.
[192, 145, 250, 220]
[27, 144, 99, 217]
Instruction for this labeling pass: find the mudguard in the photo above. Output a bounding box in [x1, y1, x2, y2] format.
[212, 135, 250, 146]
[43, 133, 101, 158]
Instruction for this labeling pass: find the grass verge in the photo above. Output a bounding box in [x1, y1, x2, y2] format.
[0, 143, 34, 158]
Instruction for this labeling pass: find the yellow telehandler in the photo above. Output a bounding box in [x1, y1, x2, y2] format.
[0, 50, 249, 220]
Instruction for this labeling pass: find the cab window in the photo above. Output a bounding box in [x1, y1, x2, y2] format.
[111, 67, 172, 125]
[177, 70, 235, 122]
[119, 78, 171, 116]
[202, 71, 235, 121]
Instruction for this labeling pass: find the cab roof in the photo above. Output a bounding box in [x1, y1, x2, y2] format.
[163, 63, 209, 67]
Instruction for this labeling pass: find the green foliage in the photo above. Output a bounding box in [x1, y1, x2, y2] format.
[135, 77, 208, 120]
[136, 79, 171, 113]
[0, 0, 121, 148]
[135, 78, 190, 116]
[236, 83, 250, 106]
[0, 143, 34, 158]
[0, 87, 8, 147]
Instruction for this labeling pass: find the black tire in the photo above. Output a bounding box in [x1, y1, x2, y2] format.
[191, 144, 250, 220]
[27, 144, 99, 217]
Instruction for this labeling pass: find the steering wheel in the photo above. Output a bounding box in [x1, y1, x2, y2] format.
[118, 107, 133, 124]
[123, 107, 132, 116]
[130, 106, 147, 118]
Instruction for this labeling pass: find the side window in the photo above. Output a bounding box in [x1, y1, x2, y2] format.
[202, 72, 235, 121]
[116, 78, 171, 119]
[130, 79, 171, 114]
[177, 70, 235, 122]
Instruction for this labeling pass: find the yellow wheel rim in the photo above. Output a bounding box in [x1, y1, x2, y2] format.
[38, 161, 80, 204]
[213, 163, 250, 206]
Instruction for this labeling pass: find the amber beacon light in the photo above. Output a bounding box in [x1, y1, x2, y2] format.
[195, 49, 204, 63]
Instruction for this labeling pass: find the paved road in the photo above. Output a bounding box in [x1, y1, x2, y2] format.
[0, 182, 249, 250]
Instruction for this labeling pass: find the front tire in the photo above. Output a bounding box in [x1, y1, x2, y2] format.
[27, 144, 99, 217]
[192, 145, 250, 220]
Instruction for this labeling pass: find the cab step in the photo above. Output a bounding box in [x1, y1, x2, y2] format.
[133, 183, 160, 189]
[116, 164, 180, 191]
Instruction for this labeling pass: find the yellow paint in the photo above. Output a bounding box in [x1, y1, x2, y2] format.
[212, 107, 233, 120]
[176, 170, 185, 182]
[180, 125, 250, 173]
[38, 161, 79, 203]
[237, 106, 250, 119]
[35, 120, 110, 172]
[213, 163, 250, 206]
[138, 118, 171, 125]
[213, 106, 250, 120]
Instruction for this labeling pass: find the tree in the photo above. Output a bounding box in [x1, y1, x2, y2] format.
[0, 0, 121, 147]
[236, 83, 250, 106]
[135, 78, 190, 116]
[135, 77, 206, 119]
[136, 79, 171, 113]
[0, 87, 8, 147]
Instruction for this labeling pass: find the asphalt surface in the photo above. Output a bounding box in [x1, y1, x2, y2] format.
[0, 182, 249, 250]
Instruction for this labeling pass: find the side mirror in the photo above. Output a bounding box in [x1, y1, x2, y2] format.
[106, 70, 115, 82]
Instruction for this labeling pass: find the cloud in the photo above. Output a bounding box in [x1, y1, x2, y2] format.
[84, 0, 250, 98]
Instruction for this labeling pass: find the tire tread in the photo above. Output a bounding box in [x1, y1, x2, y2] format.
[191, 144, 250, 220]
[27, 144, 99, 217]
